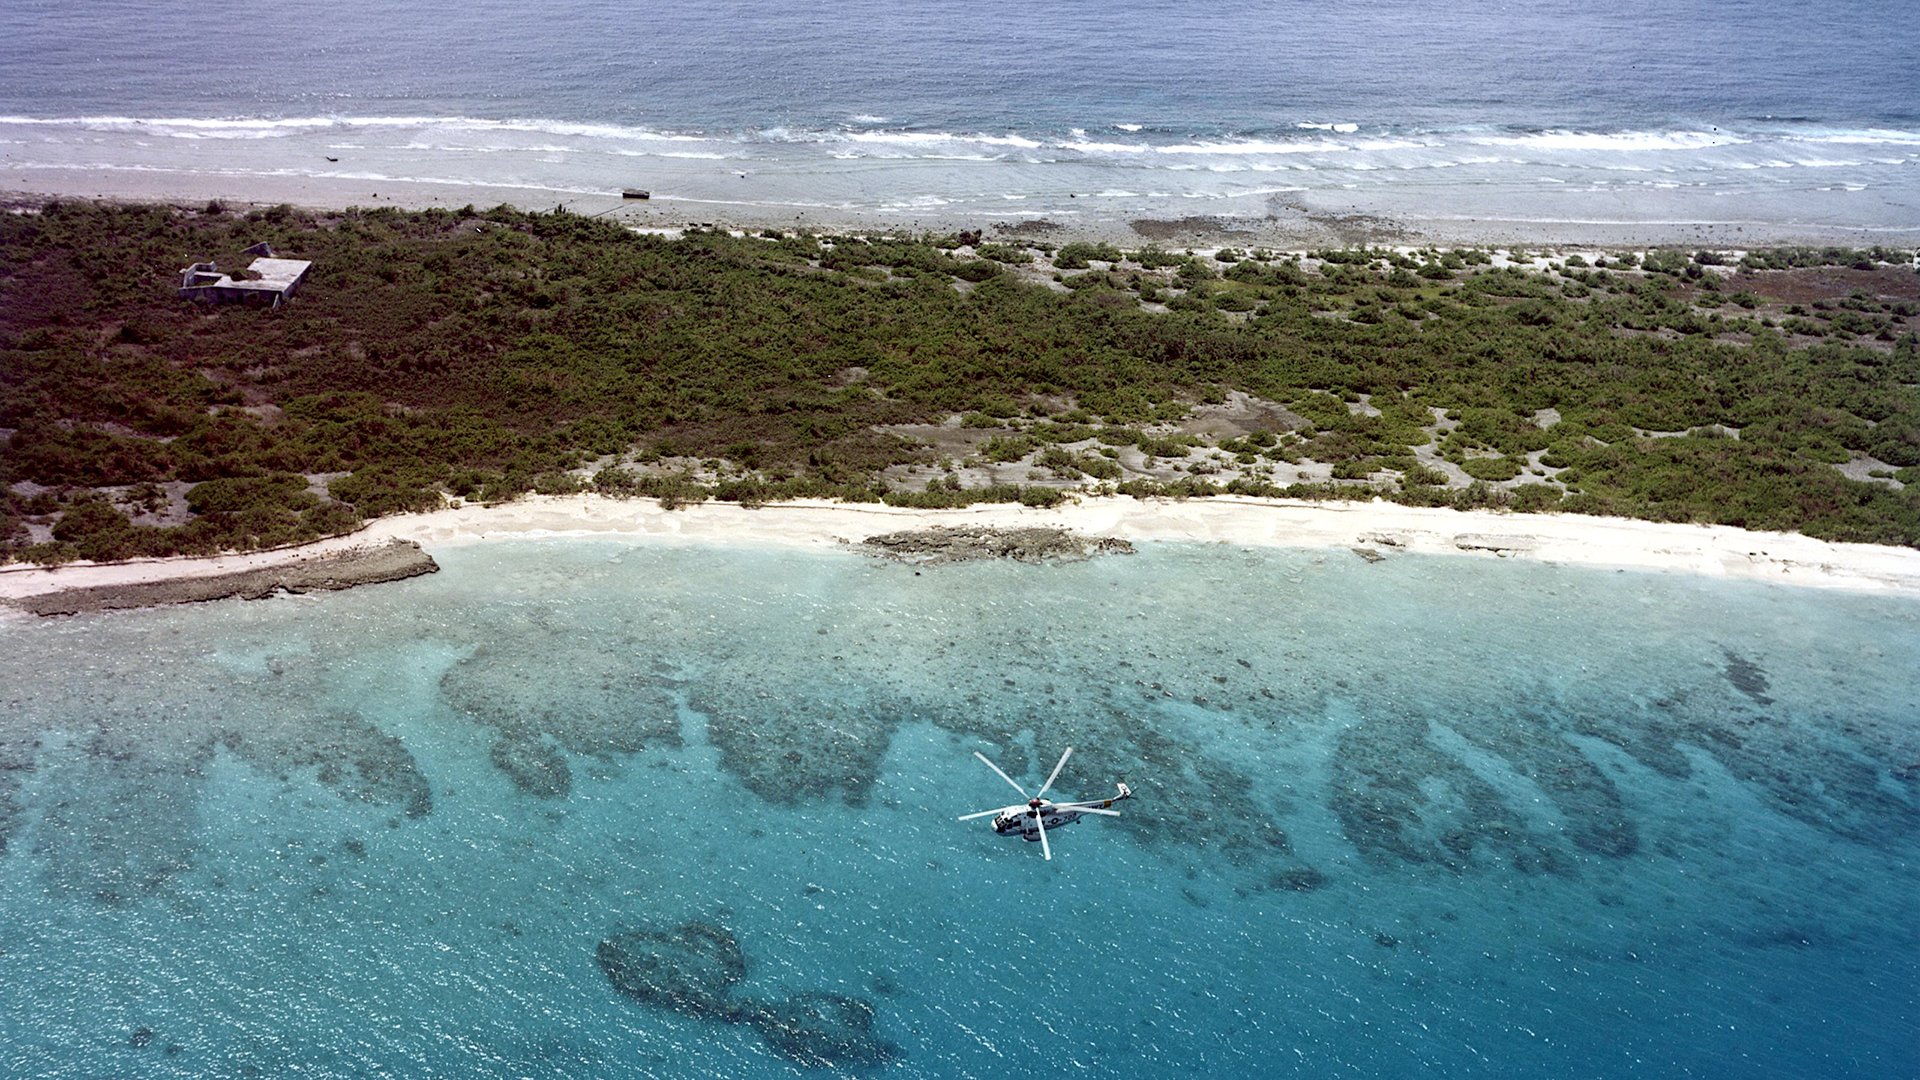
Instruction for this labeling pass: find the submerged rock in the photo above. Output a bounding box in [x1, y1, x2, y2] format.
[1721, 648, 1774, 706]
[742, 992, 897, 1069]
[441, 642, 682, 799]
[859, 525, 1133, 565]
[597, 921, 747, 1019]
[215, 712, 433, 819]
[597, 919, 896, 1067]
[488, 734, 573, 800]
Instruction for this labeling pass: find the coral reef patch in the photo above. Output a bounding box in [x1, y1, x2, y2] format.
[742, 992, 893, 1069]
[441, 642, 682, 798]
[689, 688, 897, 806]
[211, 711, 433, 819]
[1329, 711, 1568, 874]
[1720, 648, 1774, 706]
[597, 919, 896, 1068]
[597, 921, 746, 1018]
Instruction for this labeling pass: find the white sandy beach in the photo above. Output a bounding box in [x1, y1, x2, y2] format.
[9, 160, 1910, 251]
[5, 495, 1919, 606]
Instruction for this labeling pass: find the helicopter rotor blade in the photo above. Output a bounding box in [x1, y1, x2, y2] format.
[974, 751, 1031, 798]
[957, 805, 1022, 821]
[1034, 807, 1051, 861]
[1034, 746, 1074, 800]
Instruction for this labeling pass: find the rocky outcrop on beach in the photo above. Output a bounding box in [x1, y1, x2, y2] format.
[859, 525, 1134, 565]
[5, 540, 439, 616]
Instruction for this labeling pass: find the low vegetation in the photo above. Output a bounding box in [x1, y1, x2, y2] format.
[2, 199, 1916, 562]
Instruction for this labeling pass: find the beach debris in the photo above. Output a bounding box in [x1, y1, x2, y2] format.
[598, 920, 897, 1067]
[858, 525, 1133, 565]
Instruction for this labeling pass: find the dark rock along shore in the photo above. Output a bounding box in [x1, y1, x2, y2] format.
[5, 540, 439, 616]
[858, 525, 1135, 565]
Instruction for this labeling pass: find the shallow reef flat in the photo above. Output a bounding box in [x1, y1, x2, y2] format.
[0, 539, 1915, 1077]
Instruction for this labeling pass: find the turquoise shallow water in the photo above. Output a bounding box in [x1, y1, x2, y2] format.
[1, 539, 1917, 1078]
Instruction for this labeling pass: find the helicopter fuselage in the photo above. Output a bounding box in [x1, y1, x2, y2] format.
[990, 786, 1129, 842]
[993, 804, 1087, 840]
[960, 749, 1131, 861]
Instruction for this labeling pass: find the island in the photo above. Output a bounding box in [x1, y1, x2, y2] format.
[2, 197, 1916, 601]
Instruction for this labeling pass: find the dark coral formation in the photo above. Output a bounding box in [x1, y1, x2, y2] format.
[689, 688, 896, 807]
[859, 526, 1134, 565]
[213, 712, 433, 818]
[0, 738, 30, 857]
[744, 993, 893, 1069]
[1721, 648, 1774, 706]
[487, 736, 574, 800]
[597, 920, 896, 1069]
[597, 922, 746, 1018]
[1456, 707, 1638, 859]
[441, 642, 682, 798]
[32, 729, 204, 903]
[1329, 711, 1568, 874]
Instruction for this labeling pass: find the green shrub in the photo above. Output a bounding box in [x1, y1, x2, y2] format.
[974, 243, 1032, 264]
[1054, 242, 1124, 270]
[186, 473, 315, 515]
[980, 435, 1037, 462]
[329, 467, 443, 516]
[1461, 456, 1523, 481]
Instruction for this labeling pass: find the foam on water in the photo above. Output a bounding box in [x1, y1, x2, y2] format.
[2, 0, 1914, 233]
[0, 540, 1915, 1078]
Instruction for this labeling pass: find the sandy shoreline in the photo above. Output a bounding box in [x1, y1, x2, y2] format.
[5, 496, 1919, 613]
[8, 169, 1912, 251]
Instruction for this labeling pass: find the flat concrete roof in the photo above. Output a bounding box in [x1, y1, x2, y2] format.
[242, 257, 311, 289]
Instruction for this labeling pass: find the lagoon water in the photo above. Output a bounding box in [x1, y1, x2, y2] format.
[1, 539, 1917, 1077]
[3, 0, 1918, 238]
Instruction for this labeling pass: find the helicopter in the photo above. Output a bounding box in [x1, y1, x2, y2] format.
[957, 746, 1132, 861]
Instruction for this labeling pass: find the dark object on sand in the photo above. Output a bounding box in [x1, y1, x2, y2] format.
[622, 188, 651, 199]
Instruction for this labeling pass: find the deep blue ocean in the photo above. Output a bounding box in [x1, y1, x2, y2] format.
[1, 540, 1917, 1078]
[2, 0, 1917, 237]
